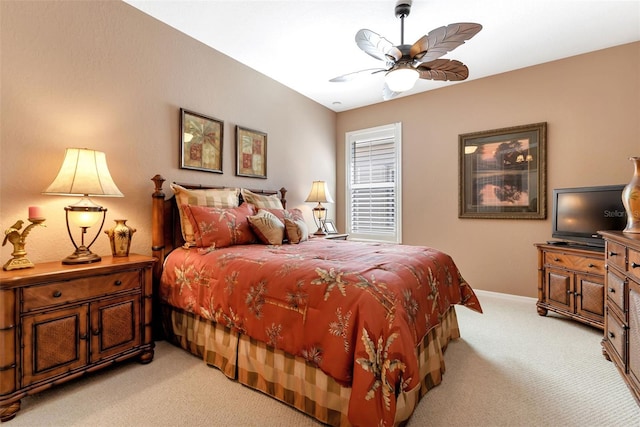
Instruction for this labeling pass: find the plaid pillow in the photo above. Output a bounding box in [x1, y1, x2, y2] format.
[241, 188, 283, 209]
[171, 183, 239, 245]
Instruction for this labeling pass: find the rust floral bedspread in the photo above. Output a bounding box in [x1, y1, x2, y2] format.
[160, 239, 481, 426]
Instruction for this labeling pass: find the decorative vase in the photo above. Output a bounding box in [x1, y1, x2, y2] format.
[622, 156, 640, 233]
[105, 219, 136, 256]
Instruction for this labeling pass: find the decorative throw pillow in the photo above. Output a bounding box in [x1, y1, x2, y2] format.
[284, 218, 309, 244]
[247, 209, 285, 245]
[183, 203, 256, 248]
[241, 188, 283, 209]
[263, 208, 304, 223]
[171, 183, 240, 245]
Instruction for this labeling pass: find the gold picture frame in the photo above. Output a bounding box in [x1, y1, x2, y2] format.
[180, 108, 223, 174]
[236, 126, 267, 179]
[459, 122, 547, 219]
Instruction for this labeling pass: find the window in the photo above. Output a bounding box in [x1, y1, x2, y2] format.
[345, 123, 402, 243]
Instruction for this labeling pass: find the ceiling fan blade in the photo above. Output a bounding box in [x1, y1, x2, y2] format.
[382, 83, 400, 101]
[410, 23, 482, 63]
[417, 59, 469, 81]
[329, 68, 387, 82]
[356, 29, 400, 62]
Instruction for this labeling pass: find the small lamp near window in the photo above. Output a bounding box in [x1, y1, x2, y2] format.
[43, 148, 123, 264]
[305, 181, 334, 236]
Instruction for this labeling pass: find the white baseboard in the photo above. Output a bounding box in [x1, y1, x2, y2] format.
[474, 289, 537, 303]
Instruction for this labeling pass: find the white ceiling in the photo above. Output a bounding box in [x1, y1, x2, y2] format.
[124, 0, 640, 112]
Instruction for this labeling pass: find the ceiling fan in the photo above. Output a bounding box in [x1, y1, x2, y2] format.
[330, 0, 482, 100]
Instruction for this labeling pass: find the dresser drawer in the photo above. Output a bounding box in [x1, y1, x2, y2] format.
[607, 311, 627, 365]
[22, 270, 140, 312]
[607, 270, 627, 314]
[544, 252, 605, 274]
[607, 241, 627, 271]
[629, 248, 640, 282]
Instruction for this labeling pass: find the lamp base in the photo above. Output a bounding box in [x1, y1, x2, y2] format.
[62, 246, 102, 265]
[313, 227, 327, 236]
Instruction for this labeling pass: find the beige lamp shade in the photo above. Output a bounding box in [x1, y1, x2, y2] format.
[305, 181, 334, 204]
[43, 148, 123, 197]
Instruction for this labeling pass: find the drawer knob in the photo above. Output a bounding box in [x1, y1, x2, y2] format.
[554, 257, 560, 262]
[574, 292, 581, 297]
[53, 290, 62, 298]
[609, 287, 615, 293]
[632, 262, 640, 269]
[92, 328, 100, 336]
[609, 251, 618, 257]
[114, 280, 122, 286]
[609, 332, 615, 339]
[588, 263, 595, 268]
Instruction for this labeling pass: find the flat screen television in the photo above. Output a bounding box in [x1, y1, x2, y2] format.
[551, 185, 627, 248]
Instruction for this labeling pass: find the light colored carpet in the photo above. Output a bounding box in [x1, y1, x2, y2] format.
[7, 291, 640, 426]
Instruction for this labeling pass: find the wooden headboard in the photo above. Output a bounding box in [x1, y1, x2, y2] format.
[150, 174, 287, 287]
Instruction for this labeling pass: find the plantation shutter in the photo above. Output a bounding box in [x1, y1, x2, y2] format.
[346, 123, 402, 243]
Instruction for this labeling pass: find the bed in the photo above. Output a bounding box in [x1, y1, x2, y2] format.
[150, 174, 482, 426]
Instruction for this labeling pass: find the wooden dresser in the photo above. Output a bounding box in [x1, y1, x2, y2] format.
[0, 255, 155, 421]
[599, 231, 640, 405]
[535, 243, 605, 329]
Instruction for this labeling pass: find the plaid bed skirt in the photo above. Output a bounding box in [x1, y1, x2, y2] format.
[161, 304, 460, 426]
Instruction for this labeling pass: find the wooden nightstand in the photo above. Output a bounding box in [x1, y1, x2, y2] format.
[317, 233, 349, 240]
[0, 254, 155, 421]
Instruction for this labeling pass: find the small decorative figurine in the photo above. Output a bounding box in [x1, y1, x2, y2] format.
[3, 215, 46, 271]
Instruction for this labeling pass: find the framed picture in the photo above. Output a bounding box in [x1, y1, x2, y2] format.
[459, 122, 547, 219]
[180, 109, 223, 173]
[236, 126, 267, 178]
[323, 219, 338, 234]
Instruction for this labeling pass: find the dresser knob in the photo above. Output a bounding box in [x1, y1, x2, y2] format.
[80, 334, 88, 340]
[53, 290, 62, 298]
[609, 287, 615, 293]
[114, 280, 122, 286]
[92, 329, 100, 336]
[609, 251, 618, 257]
[588, 263, 595, 268]
[574, 292, 581, 297]
[554, 257, 560, 262]
[632, 262, 640, 269]
[609, 332, 615, 339]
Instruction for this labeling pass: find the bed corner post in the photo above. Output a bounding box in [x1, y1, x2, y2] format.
[151, 174, 166, 284]
[279, 187, 287, 209]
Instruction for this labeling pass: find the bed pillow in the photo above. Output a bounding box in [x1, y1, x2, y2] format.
[241, 188, 283, 209]
[247, 209, 285, 245]
[284, 218, 309, 244]
[183, 203, 256, 248]
[171, 183, 240, 245]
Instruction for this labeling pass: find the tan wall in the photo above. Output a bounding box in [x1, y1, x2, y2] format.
[1, 1, 336, 264]
[336, 42, 640, 297]
[2, 1, 638, 299]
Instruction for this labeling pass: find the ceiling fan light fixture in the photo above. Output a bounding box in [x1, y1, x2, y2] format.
[385, 66, 419, 92]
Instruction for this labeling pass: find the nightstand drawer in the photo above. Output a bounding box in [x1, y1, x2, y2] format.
[607, 270, 626, 314]
[607, 241, 627, 271]
[544, 252, 604, 274]
[22, 270, 140, 312]
[607, 311, 627, 365]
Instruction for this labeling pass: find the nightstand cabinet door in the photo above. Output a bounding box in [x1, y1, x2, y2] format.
[629, 279, 640, 395]
[545, 268, 573, 312]
[90, 294, 140, 363]
[22, 305, 89, 386]
[575, 273, 605, 323]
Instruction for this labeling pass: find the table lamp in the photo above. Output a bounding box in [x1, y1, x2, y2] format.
[305, 181, 334, 236]
[43, 148, 123, 264]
